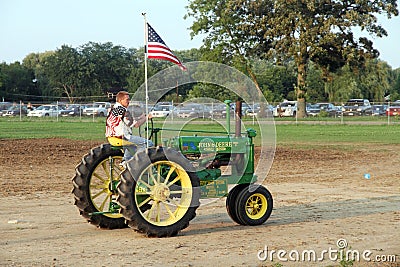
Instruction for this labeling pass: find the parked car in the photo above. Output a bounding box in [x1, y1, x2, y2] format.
[246, 103, 274, 117]
[307, 103, 340, 117]
[150, 102, 173, 118]
[274, 101, 297, 117]
[127, 103, 146, 117]
[230, 102, 252, 116]
[176, 103, 212, 118]
[0, 102, 13, 116]
[371, 104, 388, 116]
[342, 99, 372, 116]
[83, 102, 111, 117]
[208, 103, 229, 118]
[386, 102, 400, 116]
[59, 104, 83, 117]
[2, 105, 28, 116]
[27, 105, 60, 117]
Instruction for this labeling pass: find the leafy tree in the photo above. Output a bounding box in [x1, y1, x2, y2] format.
[186, 0, 273, 104]
[390, 69, 400, 100]
[187, 83, 237, 101]
[127, 48, 202, 102]
[324, 65, 361, 103]
[43, 45, 84, 102]
[305, 63, 326, 103]
[22, 51, 54, 100]
[0, 62, 36, 102]
[42, 42, 139, 102]
[265, 0, 398, 116]
[187, 0, 399, 117]
[358, 59, 391, 102]
[324, 59, 392, 103]
[79, 42, 135, 92]
[252, 59, 297, 102]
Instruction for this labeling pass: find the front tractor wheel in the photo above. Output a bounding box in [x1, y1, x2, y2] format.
[72, 144, 127, 229]
[234, 184, 273, 226]
[117, 147, 200, 237]
[226, 183, 249, 224]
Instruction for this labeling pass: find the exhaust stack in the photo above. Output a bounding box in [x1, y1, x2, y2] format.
[235, 100, 242, 137]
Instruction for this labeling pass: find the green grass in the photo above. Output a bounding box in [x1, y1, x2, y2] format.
[1, 117, 400, 147]
[276, 124, 400, 145]
[0, 120, 106, 140]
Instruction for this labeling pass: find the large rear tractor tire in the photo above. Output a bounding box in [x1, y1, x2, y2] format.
[72, 144, 127, 229]
[117, 146, 200, 237]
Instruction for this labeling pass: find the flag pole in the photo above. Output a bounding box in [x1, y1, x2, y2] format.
[142, 12, 149, 147]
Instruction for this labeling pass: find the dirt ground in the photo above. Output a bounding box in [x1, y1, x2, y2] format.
[0, 138, 399, 267]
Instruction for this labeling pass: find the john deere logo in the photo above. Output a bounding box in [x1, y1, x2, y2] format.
[199, 138, 233, 152]
[199, 138, 216, 152]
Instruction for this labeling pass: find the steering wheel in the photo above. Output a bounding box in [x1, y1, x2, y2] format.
[138, 117, 154, 141]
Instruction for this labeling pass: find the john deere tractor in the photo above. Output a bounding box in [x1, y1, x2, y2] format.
[72, 100, 273, 237]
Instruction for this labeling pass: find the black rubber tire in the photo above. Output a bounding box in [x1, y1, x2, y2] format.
[117, 146, 200, 237]
[72, 144, 127, 229]
[226, 183, 249, 224]
[235, 184, 273, 226]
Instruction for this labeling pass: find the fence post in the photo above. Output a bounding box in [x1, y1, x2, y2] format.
[92, 102, 95, 122]
[341, 103, 344, 125]
[19, 100, 22, 121]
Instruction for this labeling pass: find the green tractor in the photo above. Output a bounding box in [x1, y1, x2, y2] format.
[72, 100, 273, 237]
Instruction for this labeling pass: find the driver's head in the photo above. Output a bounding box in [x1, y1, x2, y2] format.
[116, 91, 130, 108]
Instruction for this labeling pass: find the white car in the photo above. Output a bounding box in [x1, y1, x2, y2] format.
[83, 102, 111, 117]
[27, 105, 60, 117]
[150, 103, 173, 118]
[274, 101, 297, 117]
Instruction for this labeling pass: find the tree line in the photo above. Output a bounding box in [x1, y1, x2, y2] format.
[1, 0, 399, 107]
[0, 42, 399, 105]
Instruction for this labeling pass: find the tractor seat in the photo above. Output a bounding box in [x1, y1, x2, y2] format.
[107, 136, 134, 147]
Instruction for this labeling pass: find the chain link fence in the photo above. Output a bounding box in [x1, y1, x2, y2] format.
[1, 100, 399, 124]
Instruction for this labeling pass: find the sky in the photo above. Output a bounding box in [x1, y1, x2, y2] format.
[1, 0, 400, 69]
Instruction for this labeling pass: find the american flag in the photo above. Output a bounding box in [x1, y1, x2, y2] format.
[147, 23, 186, 71]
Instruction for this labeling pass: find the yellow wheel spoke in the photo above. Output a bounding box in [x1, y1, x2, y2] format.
[167, 197, 182, 208]
[138, 196, 152, 208]
[147, 202, 158, 220]
[138, 180, 153, 190]
[90, 184, 107, 190]
[162, 202, 176, 220]
[111, 166, 122, 180]
[157, 164, 161, 183]
[101, 161, 111, 179]
[149, 170, 158, 186]
[91, 188, 108, 200]
[136, 191, 152, 196]
[156, 202, 161, 222]
[163, 166, 176, 185]
[92, 172, 106, 182]
[167, 175, 181, 187]
[99, 194, 111, 210]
